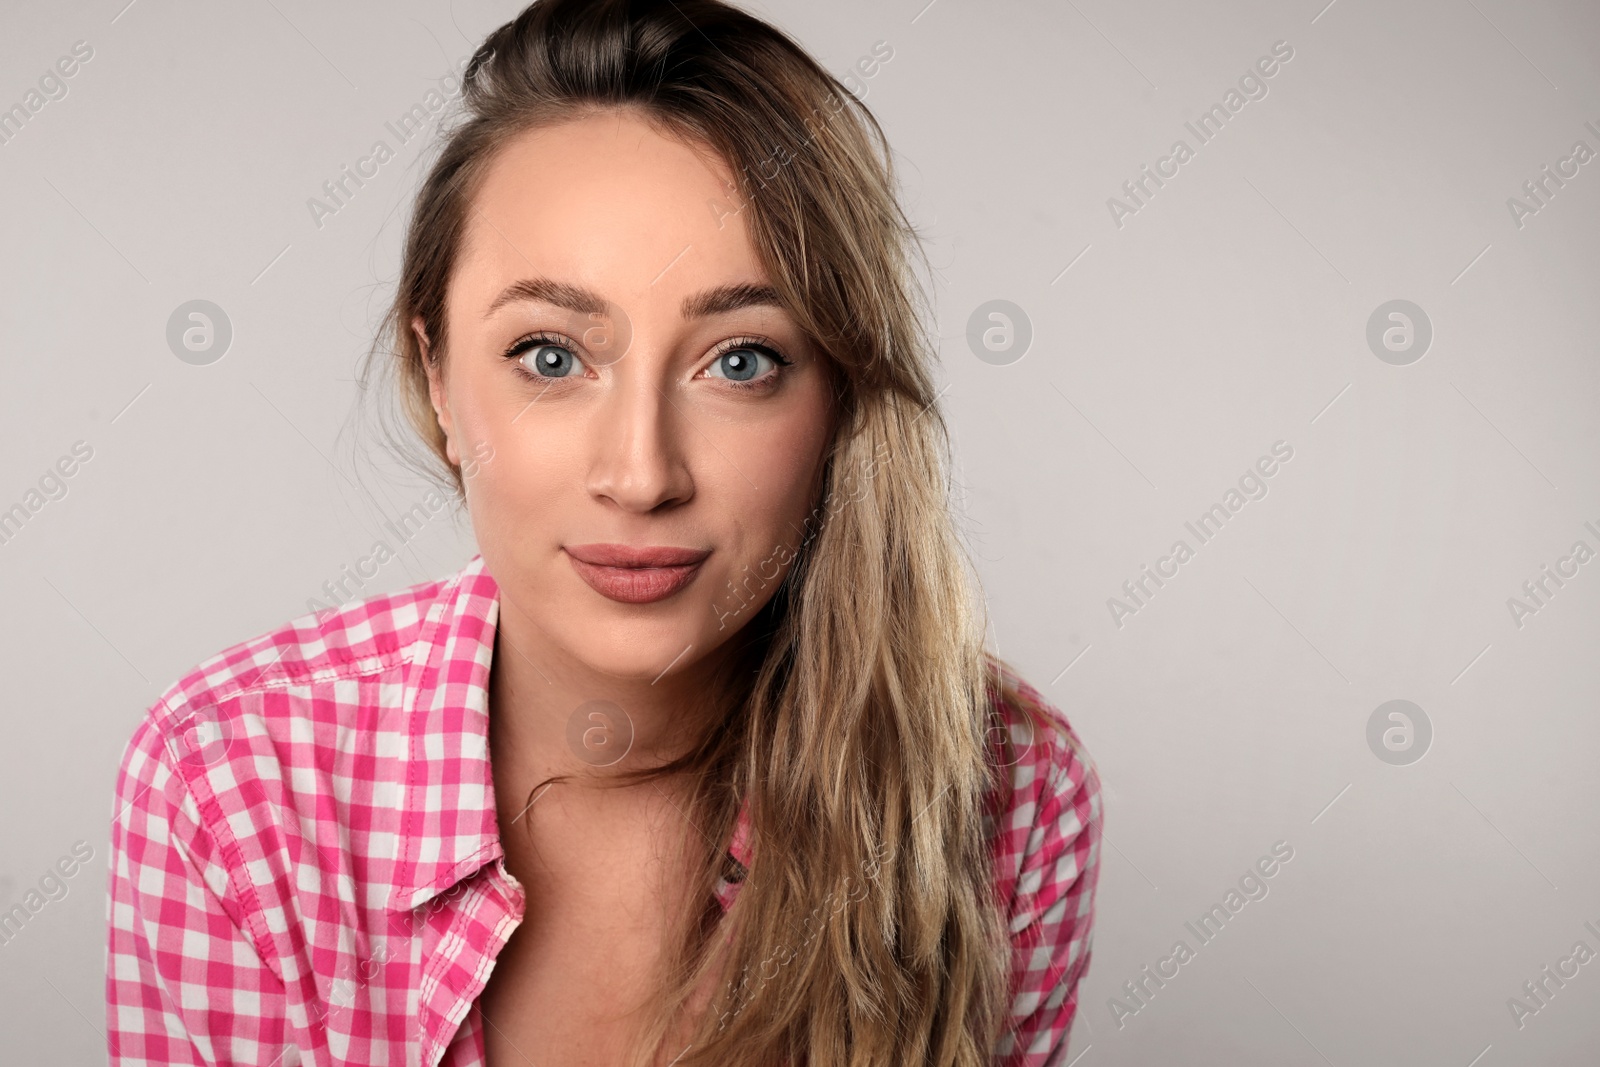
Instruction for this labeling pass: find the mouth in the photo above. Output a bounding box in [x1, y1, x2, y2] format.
[564, 543, 711, 605]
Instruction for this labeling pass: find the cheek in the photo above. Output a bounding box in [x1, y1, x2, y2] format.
[437, 357, 502, 462]
[734, 421, 825, 521]
[460, 411, 578, 555]
[708, 395, 834, 571]
[440, 363, 563, 550]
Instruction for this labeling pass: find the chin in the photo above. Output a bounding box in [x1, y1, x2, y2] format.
[564, 602, 718, 677]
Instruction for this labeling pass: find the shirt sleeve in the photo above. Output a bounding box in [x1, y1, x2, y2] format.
[106, 710, 292, 1066]
[995, 734, 1104, 1066]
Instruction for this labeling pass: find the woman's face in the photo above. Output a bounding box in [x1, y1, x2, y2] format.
[423, 108, 836, 683]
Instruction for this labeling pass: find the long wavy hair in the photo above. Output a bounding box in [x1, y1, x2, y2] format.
[360, 1, 1085, 1063]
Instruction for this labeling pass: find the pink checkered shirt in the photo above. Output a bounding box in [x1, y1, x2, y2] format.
[106, 554, 1101, 1066]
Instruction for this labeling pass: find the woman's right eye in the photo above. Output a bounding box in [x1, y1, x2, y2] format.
[514, 340, 585, 379]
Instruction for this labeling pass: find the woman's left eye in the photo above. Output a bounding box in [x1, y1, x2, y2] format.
[705, 343, 791, 386]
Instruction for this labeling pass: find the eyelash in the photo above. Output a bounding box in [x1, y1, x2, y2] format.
[501, 331, 580, 377]
[707, 334, 793, 391]
[501, 332, 794, 393]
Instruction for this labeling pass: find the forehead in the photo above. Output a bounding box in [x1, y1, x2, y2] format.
[456, 109, 762, 308]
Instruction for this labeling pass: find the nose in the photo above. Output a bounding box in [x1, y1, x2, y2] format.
[584, 360, 695, 514]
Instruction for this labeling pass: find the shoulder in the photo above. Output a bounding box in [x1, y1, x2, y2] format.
[112, 566, 466, 820]
[109, 566, 477, 947]
[985, 660, 1103, 906]
[985, 669, 1104, 1067]
[158, 571, 455, 718]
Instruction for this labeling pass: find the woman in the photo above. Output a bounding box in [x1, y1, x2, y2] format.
[104, 1, 1102, 1064]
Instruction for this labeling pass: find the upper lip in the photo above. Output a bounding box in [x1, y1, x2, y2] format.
[564, 543, 711, 568]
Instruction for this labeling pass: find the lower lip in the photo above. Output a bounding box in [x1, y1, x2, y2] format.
[566, 555, 705, 604]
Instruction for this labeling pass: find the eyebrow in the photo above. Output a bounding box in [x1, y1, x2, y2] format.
[483, 277, 785, 321]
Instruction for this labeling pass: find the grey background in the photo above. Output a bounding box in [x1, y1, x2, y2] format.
[2, 0, 1597, 1063]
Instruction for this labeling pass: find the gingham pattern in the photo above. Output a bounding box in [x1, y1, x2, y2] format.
[986, 666, 1104, 1067]
[105, 554, 1101, 1066]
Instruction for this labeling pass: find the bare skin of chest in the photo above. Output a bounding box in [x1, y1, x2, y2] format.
[479, 781, 701, 1067]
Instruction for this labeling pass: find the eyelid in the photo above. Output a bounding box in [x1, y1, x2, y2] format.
[703, 334, 793, 370]
[504, 331, 793, 383]
[503, 330, 584, 361]
[499, 335, 595, 382]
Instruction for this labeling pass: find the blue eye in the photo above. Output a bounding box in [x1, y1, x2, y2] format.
[515, 340, 584, 378]
[706, 342, 792, 387]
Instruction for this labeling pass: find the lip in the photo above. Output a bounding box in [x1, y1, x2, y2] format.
[564, 543, 711, 604]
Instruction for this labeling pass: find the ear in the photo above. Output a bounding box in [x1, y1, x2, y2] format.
[414, 317, 460, 468]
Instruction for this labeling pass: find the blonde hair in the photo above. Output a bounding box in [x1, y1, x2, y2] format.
[361, 1, 1084, 1063]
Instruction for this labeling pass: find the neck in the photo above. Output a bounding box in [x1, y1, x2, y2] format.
[486, 592, 735, 795]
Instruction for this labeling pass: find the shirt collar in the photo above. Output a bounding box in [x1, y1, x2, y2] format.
[387, 554, 752, 912]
